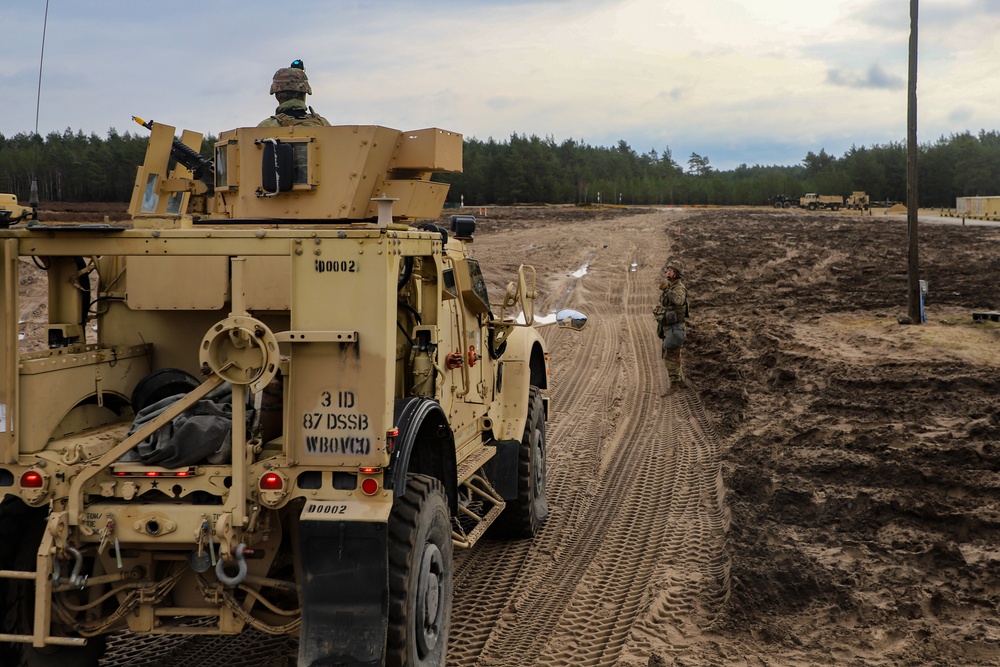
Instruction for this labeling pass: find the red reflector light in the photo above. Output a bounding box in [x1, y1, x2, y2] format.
[360, 477, 379, 496]
[20, 471, 43, 488]
[145, 471, 160, 477]
[359, 467, 380, 474]
[260, 472, 283, 491]
[175, 471, 191, 477]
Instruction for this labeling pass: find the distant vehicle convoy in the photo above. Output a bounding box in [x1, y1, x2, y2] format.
[768, 191, 875, 211]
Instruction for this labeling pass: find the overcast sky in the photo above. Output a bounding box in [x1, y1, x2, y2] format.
[3, 0, 999, 171]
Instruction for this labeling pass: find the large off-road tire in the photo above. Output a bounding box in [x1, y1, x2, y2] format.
[492, 386, 549, 538]
[0, 499, 106, 667]
[386, 474, 453, 667]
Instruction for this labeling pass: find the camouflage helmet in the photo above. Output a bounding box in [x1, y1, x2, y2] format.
[664, 259, 685, 277]
[270, 65, 312, 95]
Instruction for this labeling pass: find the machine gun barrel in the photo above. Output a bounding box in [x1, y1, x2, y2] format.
[133, 116, 215, 194]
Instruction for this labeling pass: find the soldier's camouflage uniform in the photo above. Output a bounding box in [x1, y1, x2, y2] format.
[258, 98, 331, 127]
[654, 275, 688, 389]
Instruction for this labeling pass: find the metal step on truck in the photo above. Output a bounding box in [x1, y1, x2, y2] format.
[0, 117, 586, 666]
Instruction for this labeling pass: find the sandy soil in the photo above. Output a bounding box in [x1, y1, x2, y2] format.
[15, 204, 1000, 666]
[450, 205, 1000, 666]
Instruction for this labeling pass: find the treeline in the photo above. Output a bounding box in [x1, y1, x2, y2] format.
[0, 128, 217, 203]
[441, 130, 1000, 208]
[3, 126, 1000, 207]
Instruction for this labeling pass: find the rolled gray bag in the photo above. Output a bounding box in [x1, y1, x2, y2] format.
[661, 324, 686, 351]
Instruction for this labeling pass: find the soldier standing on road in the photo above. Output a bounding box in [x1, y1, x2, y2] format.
[654, 260, 689, 394]
[258, 60, 331, 128]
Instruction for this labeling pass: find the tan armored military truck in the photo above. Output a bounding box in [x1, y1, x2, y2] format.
[799, 193, 843, 211]
[0, 118, 585, 666]
[845, 191, 870, 210]
[0, 193, 36, 227]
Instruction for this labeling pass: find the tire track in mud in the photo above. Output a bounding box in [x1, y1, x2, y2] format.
[449, 213, 731, 666]
[450, 232, 638, 664]
[464, 245, 659, 664]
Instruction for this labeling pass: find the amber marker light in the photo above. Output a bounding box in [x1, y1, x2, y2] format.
[360, 477, 380, 496]
[260, 472, 284, 491]
[20, 471, 43, 488]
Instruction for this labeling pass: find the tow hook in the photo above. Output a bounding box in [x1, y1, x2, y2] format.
[215, 543, 250, 587]
[53, 547, 88, 589]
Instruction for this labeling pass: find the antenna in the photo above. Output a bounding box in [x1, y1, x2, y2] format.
[28, 0, 50, 224]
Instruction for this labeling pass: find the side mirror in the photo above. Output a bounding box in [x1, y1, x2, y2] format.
[555, 309, 588, 331]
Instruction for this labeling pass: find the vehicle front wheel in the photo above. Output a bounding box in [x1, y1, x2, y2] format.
[0, 499, 106, 667]
[386, 474, 453, 667]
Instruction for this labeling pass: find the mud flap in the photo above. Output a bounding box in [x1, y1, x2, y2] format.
[297, 520, 388, 667]
[483, 438, 519, 500]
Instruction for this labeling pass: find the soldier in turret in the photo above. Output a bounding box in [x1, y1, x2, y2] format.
[653, 260, 689, 394]
[258, 60, 331, 128]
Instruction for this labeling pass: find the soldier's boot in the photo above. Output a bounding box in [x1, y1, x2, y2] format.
[669, 372, 686, 391]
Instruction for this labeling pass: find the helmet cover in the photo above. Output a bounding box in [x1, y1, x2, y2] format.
[270, 67, 312, 95]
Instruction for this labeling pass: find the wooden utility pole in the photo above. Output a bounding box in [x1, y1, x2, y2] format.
[906, 0, 922, 323]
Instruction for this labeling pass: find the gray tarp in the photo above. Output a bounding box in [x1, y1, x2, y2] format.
[120, 383, 251, 468]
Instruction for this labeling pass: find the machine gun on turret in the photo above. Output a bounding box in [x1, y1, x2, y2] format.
[133, 116, 215, 195]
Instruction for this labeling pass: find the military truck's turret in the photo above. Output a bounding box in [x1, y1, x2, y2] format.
[129, 120, 462, 227]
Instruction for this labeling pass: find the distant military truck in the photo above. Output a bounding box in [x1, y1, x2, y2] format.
[0, 193, 35, 227]
[845, 191, 870, 210]
[0, 117, 587, 666]
[799, 193, 843, 211]
[768, 194, 796, 209]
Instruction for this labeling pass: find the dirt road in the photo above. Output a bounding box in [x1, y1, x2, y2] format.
[446, 208, 729, 667]
[23, 204, 1000, 665]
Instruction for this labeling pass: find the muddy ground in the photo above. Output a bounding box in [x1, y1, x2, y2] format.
[459, 205, 1000, 666]
[14, 204, 1000, 666]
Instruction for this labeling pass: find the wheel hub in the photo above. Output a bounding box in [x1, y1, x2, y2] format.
[415, 542, 444, 656]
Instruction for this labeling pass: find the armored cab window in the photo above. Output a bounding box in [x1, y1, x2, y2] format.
[258, 139, 313, 196]
[140, 173, 160, 213]
[165, 191, 184, 215]
[292, 142, 309, 185]
[214, 139, 239, 191]
[214, 144, 228, 188]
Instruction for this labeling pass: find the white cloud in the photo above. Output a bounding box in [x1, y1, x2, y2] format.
[1, 0, 999, 171]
